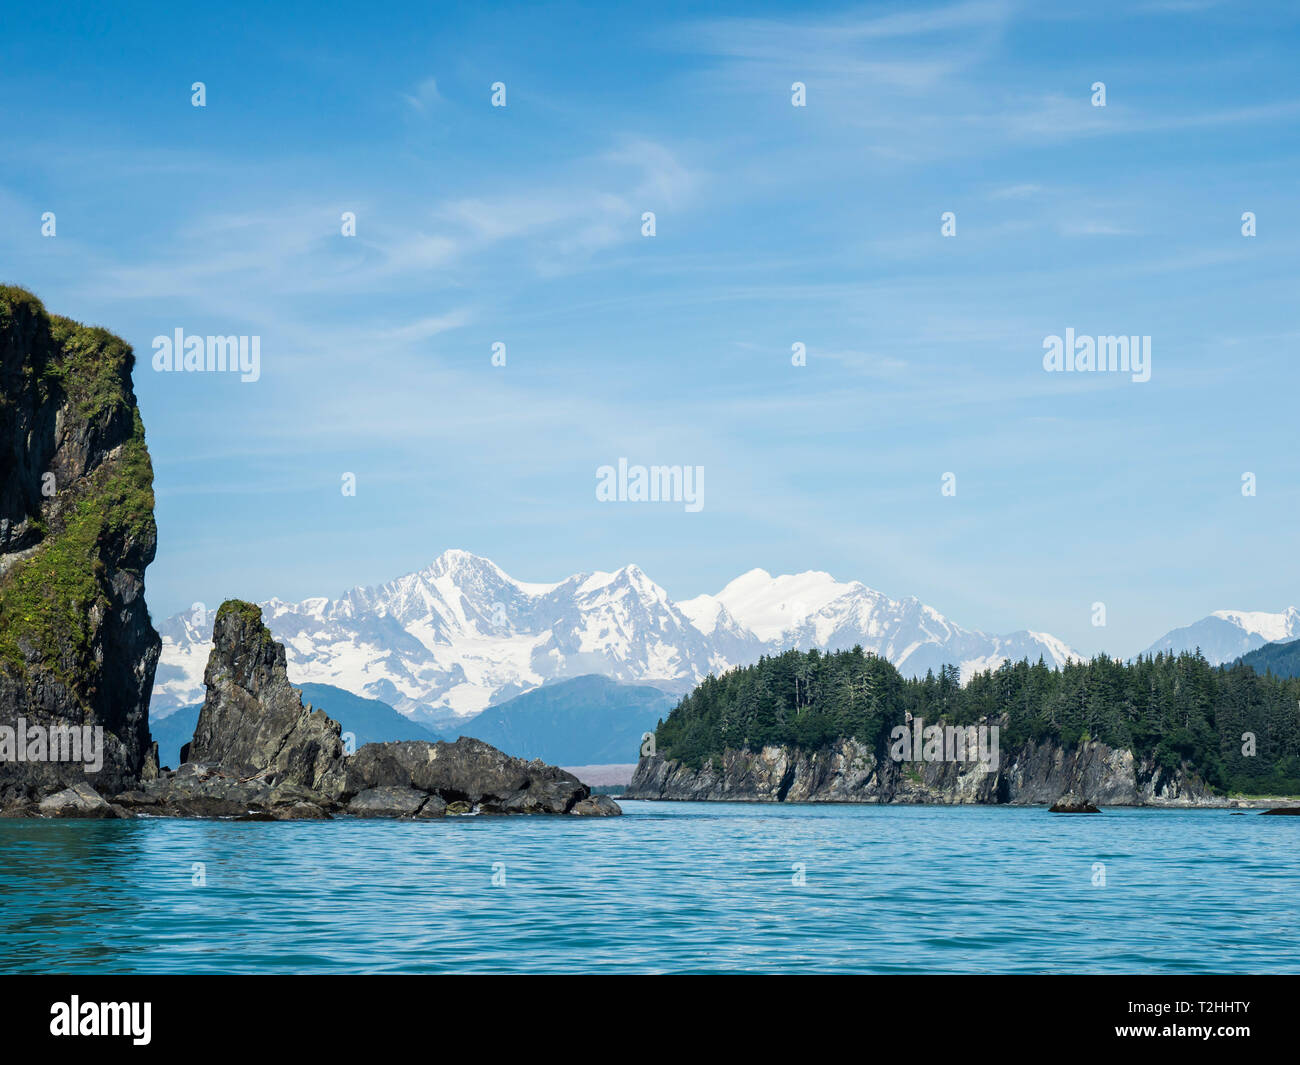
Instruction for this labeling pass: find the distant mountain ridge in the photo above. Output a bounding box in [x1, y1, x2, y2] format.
[1143, 608, 1300, 665]
[152, 549, 1081, 723]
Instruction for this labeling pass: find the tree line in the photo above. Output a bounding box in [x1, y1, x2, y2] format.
[653, 646, 1300, 795]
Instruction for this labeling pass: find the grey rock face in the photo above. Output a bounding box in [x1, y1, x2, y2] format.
[0, 289, 160, 801]
[24, 600, 621, 820]
[568, 794, 623, 816]
[187, 601, 345, 797]
[37, 782, 118, 818]
[626, 733, 1219, 807]
[626, 740, 898, 803]
[413, 793, 447, 818]
[111, 763, 337, 820]
[109, 617, 620, 819]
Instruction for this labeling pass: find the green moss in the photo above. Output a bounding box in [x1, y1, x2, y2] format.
[0, 293, 156, 702]
[0, 490, 104, 685]
[0, 284, 47, 321]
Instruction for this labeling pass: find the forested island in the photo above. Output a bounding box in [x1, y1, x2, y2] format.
[648, 647, 1300, 798]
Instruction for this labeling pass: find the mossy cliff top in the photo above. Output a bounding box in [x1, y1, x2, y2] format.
[214, 599, 278, 655]
[0, 285, 158, 703]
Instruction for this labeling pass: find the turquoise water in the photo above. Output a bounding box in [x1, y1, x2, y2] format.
[1, 802, 1297, 973]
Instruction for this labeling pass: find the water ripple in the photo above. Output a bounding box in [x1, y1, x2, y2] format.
[1, 803, 1297, 973]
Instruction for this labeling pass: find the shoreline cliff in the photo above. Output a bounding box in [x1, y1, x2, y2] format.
[0, 289, 618, 820]
[624, 738, 1284, 808]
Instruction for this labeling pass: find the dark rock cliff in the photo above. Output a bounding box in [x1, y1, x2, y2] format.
[185, 599, 346, 796]
[624, 735, 1222, 807]
[0, 287, 160, 800]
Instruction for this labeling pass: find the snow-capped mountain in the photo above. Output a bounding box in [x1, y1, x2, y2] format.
[1142, 607, 1300, 665]
[685, 568, 1077, 682]
[152, 550, 1081, 724]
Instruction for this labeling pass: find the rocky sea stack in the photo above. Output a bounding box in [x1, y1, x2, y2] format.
[105, 600, 617, 820]
[0, 290, 619, 821]
[0, 287, 160, 801]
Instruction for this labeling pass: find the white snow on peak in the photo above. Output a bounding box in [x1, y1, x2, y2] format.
[679, 594, 725, 633]
[1211, 608, 1300, 643]
[1027, 630, 1079, 664]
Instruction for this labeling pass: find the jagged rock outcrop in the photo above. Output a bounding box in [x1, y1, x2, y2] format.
[186, 600, 345, 797]
[114, 762, 331, 819]
[625, 734, 1224, 807]
[38, 781, 119, 818]
[84, 600, 620, 820]
[0, 287, 160, 801]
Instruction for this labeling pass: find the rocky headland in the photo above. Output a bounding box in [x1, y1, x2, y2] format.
[624, 736, 1295, 809]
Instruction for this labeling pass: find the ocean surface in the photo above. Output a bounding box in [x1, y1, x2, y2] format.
[2, 801, 1297, 974]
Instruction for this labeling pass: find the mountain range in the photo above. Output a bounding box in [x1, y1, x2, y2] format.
[1234, 637, 1300, 679]
[461, 674, 674, 766]
[151, 548, 1298, 727]
[151, 550, 1081, 724]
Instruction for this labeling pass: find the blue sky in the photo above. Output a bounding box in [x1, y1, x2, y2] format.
[2, 0, 1298, 657]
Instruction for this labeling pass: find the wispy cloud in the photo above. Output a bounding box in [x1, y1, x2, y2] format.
[402, 76, 444, 111]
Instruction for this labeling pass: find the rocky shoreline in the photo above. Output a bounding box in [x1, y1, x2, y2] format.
[623, 738, 1299, 809]
[2, 600, 620, 820]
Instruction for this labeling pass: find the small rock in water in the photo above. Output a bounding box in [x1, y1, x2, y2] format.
[1049, 790, 1100, 813]
[569, 794, 623, 816]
